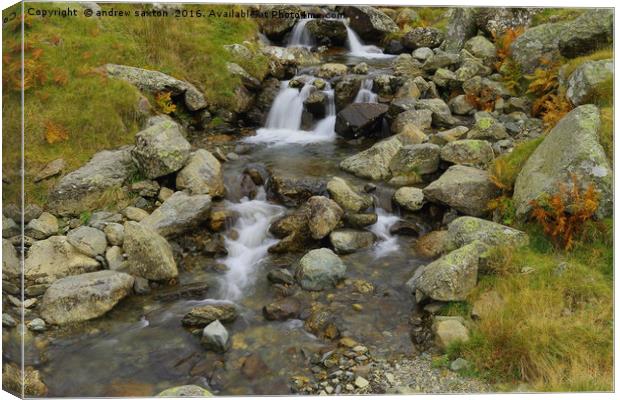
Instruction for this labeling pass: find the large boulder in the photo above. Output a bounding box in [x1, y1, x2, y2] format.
[334, 76, 363, 111]
[104, 64, 206, 111]
[335, 103, 389, 139]
[432, 316, 470, 350]
[513, 105, 612, 219]
[140, 191, 212, 237]
[123, 221, 178, 280]
[306, 196, 344, 240]
[48, 147, 137, 216]
[566, 59, 613, 107]
[415, 99, 456, 128]
[389, 143, 441, 183]
[40, 270, 134, 325]
[131, 119, 191, 179]
[306, 19, 348, 46]
[25, 212, 58, 240]
[408, 240, 489, 302]
[342, 6, 398, 41]
[25, 236, 100, 285]
[340, 135, 403, 180]
[441, 8, 477, 52]
[474, 7, 536, 37]
[326, 177, 373, 212]
[463, 36, 497, 64]
[393, 187, 425, 212]
[329, 229, 375, 254]
[423, 165, 499, 217]
[258, 5, 302, 40]
[510, 21, 568, 74]
[401, 27, 444, 50]
[2, 240, 20, 281]
[557, 9, 613, 58]
[440, 139, 494, 168]
[391, 109, 433, 133]
[175, 149, 225, 197]
[444, 216, 529, 252]
[296, 248, 346, 291]
[266, 174, 327, 207]
[317, 63, 348, 79]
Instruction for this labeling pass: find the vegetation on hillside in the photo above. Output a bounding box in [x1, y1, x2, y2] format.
[2, 2, 267, 204]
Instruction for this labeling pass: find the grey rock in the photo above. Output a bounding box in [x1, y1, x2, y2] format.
[423, 165, 499, 217]
[3, 215, 19, 238]
[176, 149, 225, 197]
[466, 116, 508, 141]
[105, 246, 125, 271]
[444, 216, 529, 252]
[25, 212, 58, 240]
[442, 8, 477, 52]
[2, 313, 17, 328]
[463, 35, 497, 64]
[40, 270, 134, 325]
[2, 239, 20, 281]
[326, 177, 373, 213]
[340, 136, 403, 180]
[415, 98, 456, 127]
[389, 143, 441, 183]
[157, 385, 212, 397]
[123, 221, 178, 280]
[103, 223, 124, 246]
[392, 109, 433, 133]
[131, 119, 191, 179]
[27, 318, 46, 332]
[433, 317, 470, 350]
[393, 187, 425, 211]
[566, 59, 613, 106]
[296, 248, 346, 291]
[122, 206, 149, 222]
[201, 320, 230, 352]
[329, 229, 375, 254]
[440, 139, 494, 168]
[448, 95, 474, 115]
[513, 105, 612, 219]
[34, 158, 66, 182]
[140, 191, 212, 237]
[67, 226, 107, 257]
[401, 27, 444, 49]
[558, 9, 613, 58]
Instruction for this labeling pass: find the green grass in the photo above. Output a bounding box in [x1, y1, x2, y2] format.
[447, 221, 613, 391]
[530, 8, 584, 26]
[2, 3, 267, 205]
[489, 137, 545, 191]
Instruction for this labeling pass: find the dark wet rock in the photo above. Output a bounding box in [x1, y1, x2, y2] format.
[25, 236, 100, 285]
[401, 27, 444, 49]
[268, 208, 314, 254]
[48, 147, 137, 216]
[423, 165, 499, 217]
[306, 19, 348, 46]
[176, 149, 225, 197]
[304, 91, 327, 119]
[329, 229, 375, 254]
[157, 385, 213, 397]
[513, 105, 612, 219]
[257, 5, 302, 40]
[440, 139, 495, 168]
[154, 281, 210, 301]
[133, 276, 150, 295]
[104, 63, 207, 111]
[123, 221, 178, 280]
[389, 220, 424, 236]
[372, 74, 399, 96]
[557, 9, 613, 58]
[408, 241, 489, 302]
[40, 270, 134, 325]
[296, 248, 346, 291]
[182, 303, 238, 327]
[140, 191, 212, 237]
[244, 163, 270, 186]
[266, 174, 327, 207]
[241, 353, 269, 380]
[201, 320, 230, 353]
[384, 40, 406, 55]
[334, 76, 363, 111]
[304, 305, 340, 339]
[335, 103, 389, 139]
[342, 6, 398, 41]
[263, 297, 301, 321]
[131, 119, 191, 179]
[267, 268, 295, 285]
[444, 216, 529, 252]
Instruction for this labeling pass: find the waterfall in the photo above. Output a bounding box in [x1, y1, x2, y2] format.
[218, 188, 285, 300]
[370, 208, 401, 258]
[354, 79, 378, 103]
[288, 18, 315, 48]
[245, 78, 337, 145]
[345, 25, 393, 59]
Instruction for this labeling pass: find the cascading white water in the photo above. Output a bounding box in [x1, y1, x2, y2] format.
[288, 18, 315, 48]
[345, 25, 394, 59]
[354, 78, 378, 103]
[370, 208, 401, 258]
[218, 188, 285, 300]
[245, 78, 337, 145]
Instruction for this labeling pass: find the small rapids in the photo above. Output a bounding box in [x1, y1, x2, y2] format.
[354, 78, 378, 103]
[370, 208, 401, 258]
[217, 188, 285, 300]
[345, 25, 394, 59]
[287, 18, 315, 48]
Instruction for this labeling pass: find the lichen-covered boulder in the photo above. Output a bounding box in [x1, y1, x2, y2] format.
[326, 177, 373, 213]
[176, 149, 225, 197]
[306, 196, 344, 240]
[393, 187, 425, 212]
[123, 221, 178, 280]
[257, 5, 302, 40]
[440, 139, 494, 168]
[67, 226, 107, 257]
[557, 9, 613, 58]
[131, 119, 191, 179]
[296, 248, 346, 291]
[423, 165, 499, 217]
[140, 191, 212, 237]
[466, 116, 509, 141]
[340, 135, 404, 180]
[442, 8, 477, 52]
[510, 21, 568, 74]
[40, 270, 134, 325]
[408, 240, 489, 302]
[401, 27, 444, 49]
[444, 216, 529, 252]
[513, 105, 612, 219]
[566, 59, 613, 106]
[317, 63, 348, 79]
[329, 229, 375, 254]
[389, 143, 440, 184]
[463, 35, 497, 64]
[48, 147, 137, 216]
[306, 19, 348, 46]
[342, 6, 398, 41]
[415, 98, 456, 128]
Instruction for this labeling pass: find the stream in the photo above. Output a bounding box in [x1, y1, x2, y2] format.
[35, 18, 430, 397]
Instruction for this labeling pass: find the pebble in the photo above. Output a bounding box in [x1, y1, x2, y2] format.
[345, 384, 354, 391]
[354, 376, 369, 389]
[352, 303, 363, 311]
[27, 318, 46, 332]
[226, 152, 240, 161]
[2, 313, 17, 327]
